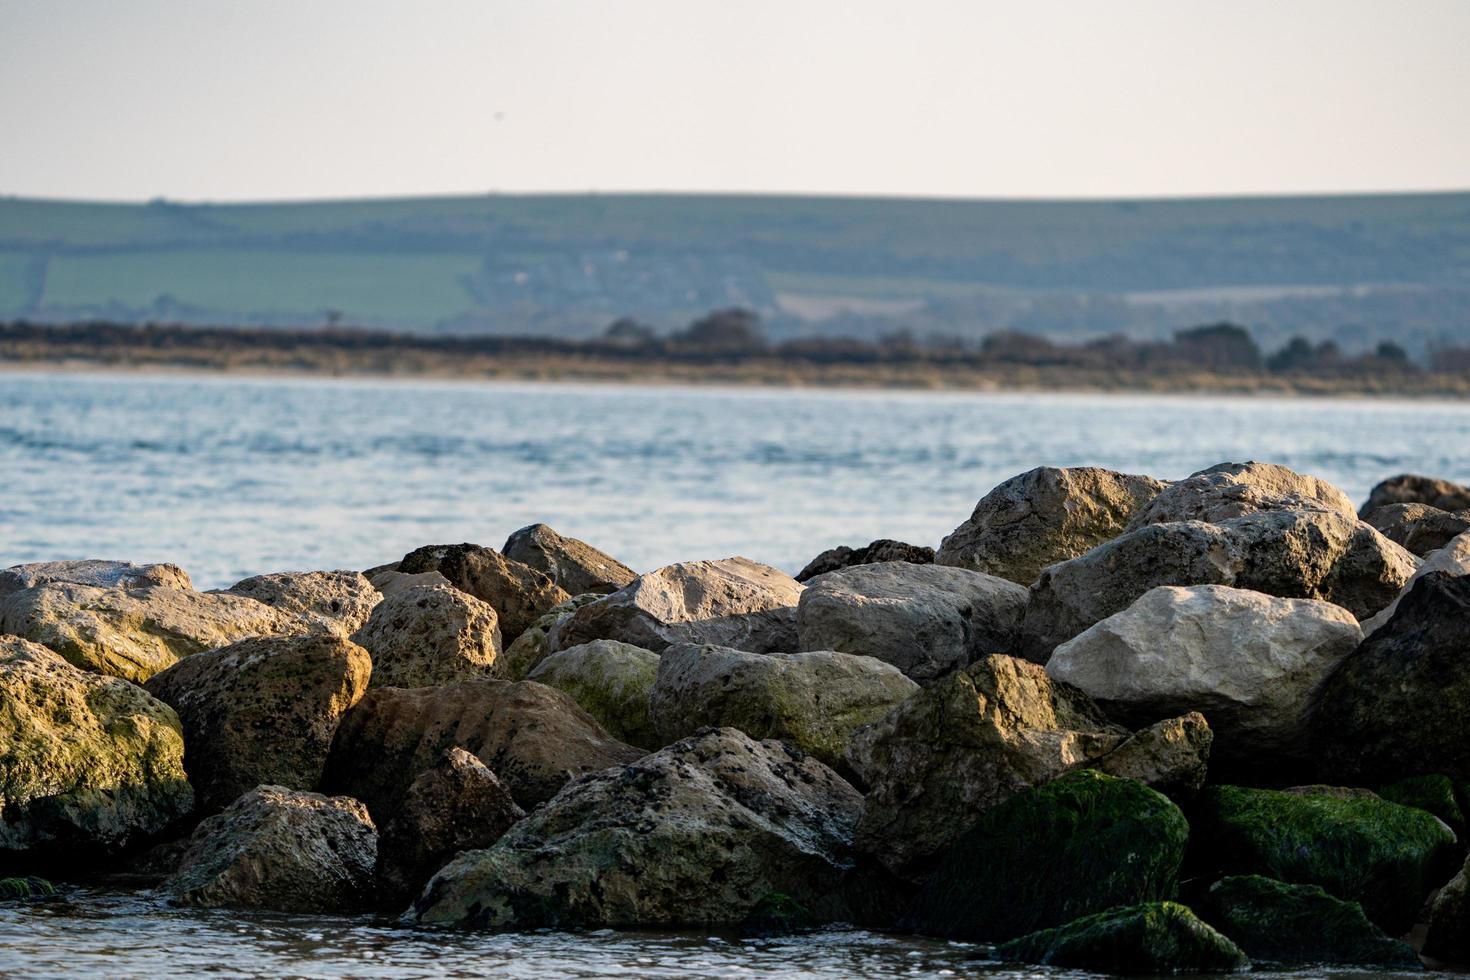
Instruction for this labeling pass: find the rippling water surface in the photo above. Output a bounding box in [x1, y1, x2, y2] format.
[4, 371, 1469, 588]
[3, 371, 1468, 978]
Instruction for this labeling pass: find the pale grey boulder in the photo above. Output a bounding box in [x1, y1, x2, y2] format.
[165, 785, 377, 913]
[0, 582, 300, 682]
[350, 584, 502, 688]
[0, 559, 193, 597]
[409, 728, 863, 930]
[936, 466, 1167, 586]
[502, 523, 637, 596]
[1047, 585, 1360, 768]
[218, 570, 380, 636]
[846, 654, 1128, 877]
[0, 636, 194, 859]
[647, 643, 918, 773]
[796, 562, 1027, 680]
[527, 639, 662, 749]
[548, 557, 803, 655]
[144, 633, 372, 812]
[1127, 461, 1357, 529]
[1019, 510, 1416, 661]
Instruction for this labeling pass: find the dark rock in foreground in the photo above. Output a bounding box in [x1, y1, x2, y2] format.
[997, 902, 1249, 975]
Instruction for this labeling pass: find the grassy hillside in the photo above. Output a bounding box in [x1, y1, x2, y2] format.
[2, 191, 1469, 349]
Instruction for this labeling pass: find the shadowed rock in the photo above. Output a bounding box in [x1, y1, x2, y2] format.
[1362, 473, 1470, 516]
[398, 543, 570, 641]
[502, 523, 636, 596]
[795, 539, 934, 582]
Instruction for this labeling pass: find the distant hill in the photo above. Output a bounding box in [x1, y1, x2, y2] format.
[2, 191, 1468, 354]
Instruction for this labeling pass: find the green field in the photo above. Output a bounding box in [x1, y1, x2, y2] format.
[2, 190, 1468, 346]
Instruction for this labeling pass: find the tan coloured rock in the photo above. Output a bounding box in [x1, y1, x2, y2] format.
[548, 557, 803, 655]
[0, 637, 193, 857]
[219, 569, 380, 635]
[144, 633, 372, 812]
[397, 543, 570, 641]
[0, 582, 299, 682]
[498, 593, 601, 679]
[0, 559, 193, 597]
[1362, 502, 1470, 557]
[936, 467, 1167, 585]
[1362, 473, 1470, 515]
[351, 585, 502, 688]
[502, 523, 637, 595]
[1088, 712, 1213, 799]
[1128, 460, 1357, 529]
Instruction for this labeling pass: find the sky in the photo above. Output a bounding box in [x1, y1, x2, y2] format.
[2, 0, 1468, 203]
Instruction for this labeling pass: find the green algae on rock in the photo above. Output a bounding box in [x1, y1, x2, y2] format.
[1189, 784, 1457, 934]
[997, 901, 1250, 974]
[526, 639, 662, 749]
[911, 770, 1189, 941]
[1200, 875, 1420, 968]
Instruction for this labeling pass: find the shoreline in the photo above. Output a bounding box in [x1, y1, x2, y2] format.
[4, 355, 1470, 402]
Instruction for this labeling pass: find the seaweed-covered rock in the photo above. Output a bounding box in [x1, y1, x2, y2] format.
[1363, 502, 1470, 557]
[498, 593, 600, 679]
[1047, 585, 1360, 769]
[1363, 473, 1470, 515]
[548, 557, 802, 655]
[0, 637, 193, 859]
[1129, 460, 1356, 529]
[409, 728, 862, 929]
[0, 876, 56, 901]
[0, 582, 298, 682]
[375, 748, 524, 905]
[936, 466, 1166, 585]
[795, 539, 934, 582]
[218, 570, 379, 635]
[1189, 784, 1457, 933]
[398, 543, 570, 640]
[1378, 774, 1467, 840]
[1201, 875, 1421, 967]
[647, 643, 917, 773]
[164, 785, 376, 912]
[796, 562, 1027, 677]
[350, 585, 502, 688]
[144, 633, 371, 813]
[0, 559, 192, 597]
[526, 639, 661, 749]
[1315, 571, 1470, 784]
[997, 902, 1249, 974]
[1089, 712, 1213, 800]
[847, 654, 1127, 876]
[501, 523, 636, 596]
[1019, 510, 1416, 660]
[322, 678, 642, 817]
[912, 771, 1190, 940]
[739, 892, 816, 937]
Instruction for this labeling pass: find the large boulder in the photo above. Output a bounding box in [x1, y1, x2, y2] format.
[997, 902, 1249, 975]
[217, 570, 379, 636]
[911, 771, 1190, 941]
[0, 582, 298, 682]
[936, 466, 1166, 585]
[1361, 529, 1470, 635]
[795, 539, 934, 582]
[548, 557, 802, 655]
[409, 728, 862, 930]
[1128, 460, 1356, 529]
[1189, 784, 1458, 934]
[498, 593, 601, 679]
[1314, 571, 1470, 784]
[376, 747, 525, 906]
[0, 559, 192, 597]
[846, 654, 1128, 876]
[143, 633, 372, 813]
[0, 637, 193, 860]
[796, 562, 1026, 680]
[501, 523, 636, 596]
[1019, 510, 1416, 660]
[526, 640, 661, 749]
[164, 785, 376, 913]
[1426, 854, 1470, 964]
[1047, 585, 1361, 771]
[1362, 473, 1470, 515]
[322, 678, 642, 818]
[647, 643, 918, 773]
[1201, 875, 1420, 968]
[1363, 502, 1470, 557]
[397, 543, 570, 640]
[350, 585, 502, 688]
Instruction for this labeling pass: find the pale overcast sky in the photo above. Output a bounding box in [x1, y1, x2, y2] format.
[2, 0, 1468, 202]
